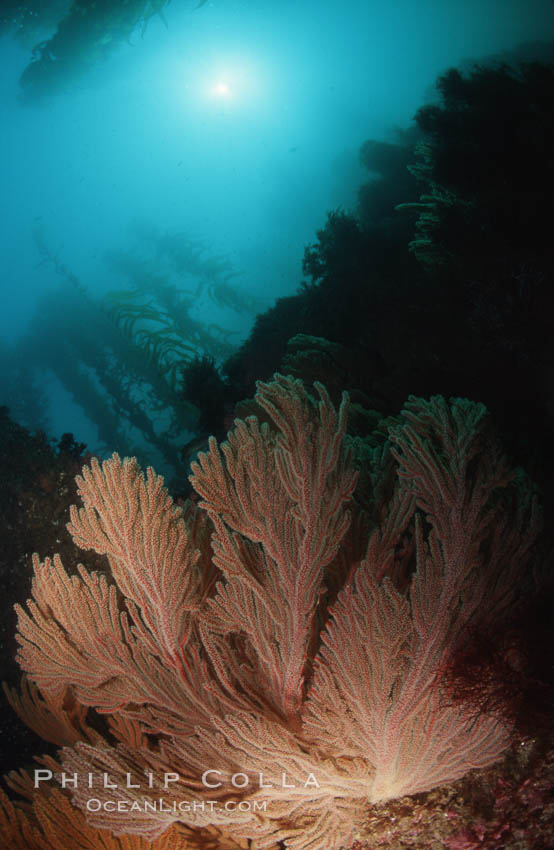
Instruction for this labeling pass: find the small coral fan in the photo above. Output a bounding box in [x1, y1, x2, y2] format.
[442, 568, 554, 739]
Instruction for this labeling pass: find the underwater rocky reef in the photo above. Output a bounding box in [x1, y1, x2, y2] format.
[1, 47, 553, 850]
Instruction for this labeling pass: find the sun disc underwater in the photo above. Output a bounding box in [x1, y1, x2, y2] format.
[211, 81, 231, 96]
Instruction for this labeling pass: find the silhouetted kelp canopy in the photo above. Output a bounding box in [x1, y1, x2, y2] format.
[1, 0, 206, 101]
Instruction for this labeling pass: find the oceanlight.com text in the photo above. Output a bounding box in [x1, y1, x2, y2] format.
[86, 799, 268, 814]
